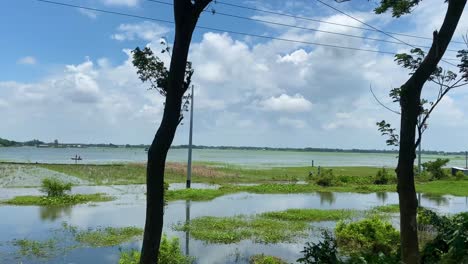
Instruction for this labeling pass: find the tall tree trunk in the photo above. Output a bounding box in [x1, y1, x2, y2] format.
[396, 1, 466, 263]
[139, 2, 202, 263]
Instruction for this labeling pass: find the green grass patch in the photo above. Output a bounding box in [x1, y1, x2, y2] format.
[12, 238, 57, 259]
[2, 193, 114, 206]
[166, 189, 228, 202]
[371, 204, 400, 214]
[250, 254, 287, 264]
[118, 235, 193, 264]
[174, 208, 356, 244]
[75, 226, 142, 247]
[260, 209, 356, 222]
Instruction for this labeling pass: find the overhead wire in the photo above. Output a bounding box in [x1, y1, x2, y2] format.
[313, 0, 458, 67]
[213, 0, 466, 45]
[31, 0, 461, 62]
[146, 0, 460, 53]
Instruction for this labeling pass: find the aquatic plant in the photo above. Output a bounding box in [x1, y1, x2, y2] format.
[40, 178, 72, 197]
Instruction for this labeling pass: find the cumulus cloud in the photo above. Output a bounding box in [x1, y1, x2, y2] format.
[258, 94, 313, 113]
[17, 56, 37, 65]
[112, 22, 170, 42]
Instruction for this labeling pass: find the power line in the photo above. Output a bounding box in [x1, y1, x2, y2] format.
[146, 0, 460, 53]
[31, 0, 461, 61]
[313, 0, 458, 67]
[214, 0, 466, 45]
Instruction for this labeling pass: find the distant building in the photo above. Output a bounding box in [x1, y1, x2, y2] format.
[451, 167, 468, 176]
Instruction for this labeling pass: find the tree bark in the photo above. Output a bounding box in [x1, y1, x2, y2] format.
[139, 1, 210, 263]
[396, 1, 466, 263]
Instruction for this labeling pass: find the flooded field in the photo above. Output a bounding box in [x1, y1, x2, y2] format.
[1, 147, 466, 168]
[1, 184, 467, 264]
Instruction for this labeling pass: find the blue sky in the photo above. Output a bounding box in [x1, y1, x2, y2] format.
[1, 0, 467, 151]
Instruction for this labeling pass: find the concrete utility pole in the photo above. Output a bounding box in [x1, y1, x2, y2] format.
[418, 115, 422, 173]
[186, 85, 194, 189]
[465, 151, 467, 169]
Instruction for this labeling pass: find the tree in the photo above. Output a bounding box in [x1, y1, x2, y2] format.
[374, 1, 467, 263]
[132, 1, 212, 263]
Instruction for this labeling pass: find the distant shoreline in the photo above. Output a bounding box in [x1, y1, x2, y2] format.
[1, 144, 466, 156]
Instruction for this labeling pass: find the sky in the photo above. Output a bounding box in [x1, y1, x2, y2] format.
[0, 0, 467, 151]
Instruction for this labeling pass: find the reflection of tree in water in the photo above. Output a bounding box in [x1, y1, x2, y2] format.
[39, 206, 72, 221]
[318, 192, 335, 206]
[422, 194, 449, 206]
[376, 192, 388, 204]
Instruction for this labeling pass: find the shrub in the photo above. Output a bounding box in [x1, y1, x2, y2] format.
[422, 158, 450, 180]
[315, 169, 335, 187]
[297, 231, 340, 264]
[374, 167, 391, 185]
[40, 178, 72, 197]
[455, 171, 465, 180]
[419, 208, 468, 264]
[118, 235, 192, 264]
[335, 217, 400, 257]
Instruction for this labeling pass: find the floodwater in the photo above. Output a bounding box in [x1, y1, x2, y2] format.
[0, 185, 467, 264]
[1, 147, 466, 168]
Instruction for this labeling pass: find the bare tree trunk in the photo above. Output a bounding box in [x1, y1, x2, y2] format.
[139, 4, 199, 264]
[139, 1, 212, 262]
[396, 1, 466, 263]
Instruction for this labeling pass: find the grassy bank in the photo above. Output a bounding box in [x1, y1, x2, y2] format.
[174, 208, 356, 244]
[1, 193, 114, 206]
[3, 162, 468, 197]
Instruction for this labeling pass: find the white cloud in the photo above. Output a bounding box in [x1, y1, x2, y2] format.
[112, 22, 170, 42]
[78, 9, 98, 19]
[102, 0, 138, 7]
[278, 117, 307, 129]
[258, 94, 313, 113]
[17, 56, 37, 65]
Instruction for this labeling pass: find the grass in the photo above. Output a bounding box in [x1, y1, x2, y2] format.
[250, 254, 287, 264]
[371, 204, 400, 214]
[166, 189, 228, 202]
[174, 208, 355, 244]
[75, 226, 142, 247]
[260, 208, 356, 222]
[12, 238, 57, 259]
[1, 193, 114, 206]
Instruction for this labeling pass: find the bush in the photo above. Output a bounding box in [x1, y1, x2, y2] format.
[315, 169, 335, 187]
[335, 217, 400, 257]
[250, 254, 287, 264]
[455, 171, 465, 180]
[374, 167, 391, 185]
[118, 235, 193, 264]
[297, 231, 340, 264]
[422, 158, 450, 180]
[419, 208, 468, 264]
[40, 178, 72, 197]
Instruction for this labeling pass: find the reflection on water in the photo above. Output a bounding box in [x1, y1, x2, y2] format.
[421, 194, 449, 206]
[1, 187, 467, 264]
[376, 192, 388, 204]
[318, 192, 335, 206]
[39, 206, 72, 221]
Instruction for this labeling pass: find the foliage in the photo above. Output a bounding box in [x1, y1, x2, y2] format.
[249, 254, 287, 264]
[422, 158, 450, 180]
[419, 208, 468, 264]
[315, 169, 335, 187]
[371, 204, 400, 214]
[374, 0, 421, 17]
[374, 167, 392, 185]
[40, 178, 72, 197]
[297, 231, 340, 264]
[132, 45, 193, 123]
[376, 120, 399, 146]
[2, 193, 114, 206]
[455, 171, 465, 180]
[335, 217, 400, 256]
[12, 238, 56, 259]
[0, 137, 18, 147]
[260, 209, 355, 222]
[118, 235, 193, 264]
[75, 226, 142, 247]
